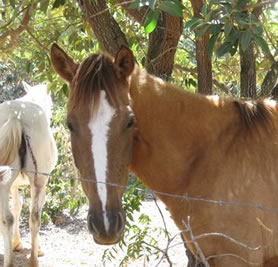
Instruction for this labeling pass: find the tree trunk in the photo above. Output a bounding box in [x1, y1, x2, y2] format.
[240, 42, 257, 98]
[119, 1, 182, 80]
[190, 0, 212, 95]
[239, 4, 263, 99]
[260, 61, 278, 98]
[145, 13, 182, 80]
[78, 0, 128, 56]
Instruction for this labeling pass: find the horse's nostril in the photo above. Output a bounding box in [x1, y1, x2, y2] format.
[116, 212, 125, 233]
[88, 214, 100, 236]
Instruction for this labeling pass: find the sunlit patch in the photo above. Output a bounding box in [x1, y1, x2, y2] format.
[153, 77, 164, 95]
[246, 101, 254, 108]
[264, 99, 277, 109]
[206, 95, 220, 106]
[88, 91, 115, 233]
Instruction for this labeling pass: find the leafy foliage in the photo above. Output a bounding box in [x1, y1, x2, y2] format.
[42, 103, 87, 224]
[103, 180, 167, 266]
[185, 0, 272, 58]
[0, 62, 25, 102]
[130, 0, 185, 34]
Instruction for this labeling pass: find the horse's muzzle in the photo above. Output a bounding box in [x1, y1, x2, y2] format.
[87, 210, 126, 245]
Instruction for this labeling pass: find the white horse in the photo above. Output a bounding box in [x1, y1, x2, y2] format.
[0, 82, 57, 267]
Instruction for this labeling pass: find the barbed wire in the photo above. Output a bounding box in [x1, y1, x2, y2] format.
[2, 165, 277, 266]
[3, 166, 278, 214]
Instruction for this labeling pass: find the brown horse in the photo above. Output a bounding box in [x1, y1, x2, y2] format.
[51, 43, 278, 266]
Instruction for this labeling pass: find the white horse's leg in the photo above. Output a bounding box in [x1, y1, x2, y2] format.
[10, 184, 23, 252]
[28, 176, 47, 267]
[0, 167, 17, 267]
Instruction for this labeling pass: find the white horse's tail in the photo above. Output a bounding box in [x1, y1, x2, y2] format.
[0, 116, 22, 165]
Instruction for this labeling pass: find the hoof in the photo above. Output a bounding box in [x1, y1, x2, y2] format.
[12, 242, 23, 252]
[28, 257, 39, 267]
[38, 249, 44, 257]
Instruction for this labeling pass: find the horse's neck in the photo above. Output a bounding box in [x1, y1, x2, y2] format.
[18, 94, 52, 123]
[129, 66, 221, 144]
[129, 67, 235, 191]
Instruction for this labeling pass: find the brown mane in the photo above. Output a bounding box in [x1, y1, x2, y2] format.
[233, 99, 274, 133]
[69, 53, 119, 114]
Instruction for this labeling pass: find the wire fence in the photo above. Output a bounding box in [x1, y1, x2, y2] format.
[2, 166, 278, 215]
[0, 165, 276, 266]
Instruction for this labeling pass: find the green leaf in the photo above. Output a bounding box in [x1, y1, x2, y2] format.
[9, 0, 15, 8]
[158, 0, 183, 17]
[236, 0, 250, 9]
[224, 22, 232, 37]
[144, 9, 160, 34]
[254, 35, 270, 54]
[149, 0, 157, 9]
[129, 0, 140, 9]
[223, 3, 232, 14]
[240, 30, 252, 51]
[40, 0, 50, 13]
[253, 25, 263, 36]
[52, 0, 65, 9]
[208, 33, 219, 58]
[197, 24, 210, 37]
[217, 41, 233, 57]
[201, 4, 208, 16]
[25, 61, 31, 73]
[185, 17, 203, 30]
[209, 24, 222, 34]
[229, 43, 238, 56]
[62, 84, 68, 97]
[226, 28, 240, 44]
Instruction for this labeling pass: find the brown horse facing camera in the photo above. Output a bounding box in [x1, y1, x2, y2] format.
[51, 43, 278, 267]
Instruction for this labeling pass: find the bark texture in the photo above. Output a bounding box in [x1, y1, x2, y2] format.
[260, 61, 278, 98]
[239, 5, 263, 98]
[190, 0, 212, 95]
[120, 1, 183, 80]
[145, 13, 183, 80]
[78, 0, 128, 56]
[240, 42, 257, 98]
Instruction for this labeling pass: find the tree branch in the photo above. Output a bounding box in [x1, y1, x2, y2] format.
[0, 5, 32, 49]
[183, 217, 210, 267]
[242, 0, 278, 11]
[117, 0, 147, 24]
[174, 64, 231, 94]
[26, 27, 49, 53]
[78, 0, 128, 56]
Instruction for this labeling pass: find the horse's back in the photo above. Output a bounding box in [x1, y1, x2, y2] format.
[0, 100, 57, 172]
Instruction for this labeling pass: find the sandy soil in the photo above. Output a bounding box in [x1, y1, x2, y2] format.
[0, 201, 188, 267]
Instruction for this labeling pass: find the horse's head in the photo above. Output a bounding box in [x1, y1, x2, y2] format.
[19, 82, 53, 123]
[50, 44, 135, 244]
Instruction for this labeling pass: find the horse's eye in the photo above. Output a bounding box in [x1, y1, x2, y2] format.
[67, 122, 74, 132]
[127, 117, 134, 129]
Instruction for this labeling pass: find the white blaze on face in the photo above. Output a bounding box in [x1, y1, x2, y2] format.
[88, 91, 115, 232]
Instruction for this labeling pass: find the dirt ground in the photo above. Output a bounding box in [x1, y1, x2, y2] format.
[0, 201, 188, 267]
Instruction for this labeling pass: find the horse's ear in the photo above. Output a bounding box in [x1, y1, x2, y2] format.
[22, 81, 32, 93]
[114, 46, 135, 79]
[50, 43, 78, 83]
